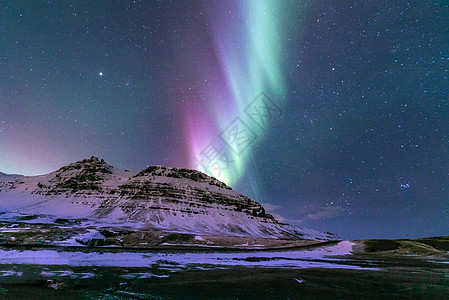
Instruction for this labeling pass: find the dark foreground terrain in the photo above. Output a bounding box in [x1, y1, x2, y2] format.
[0, 255, 448, 299]
[0, 237, 448, 299]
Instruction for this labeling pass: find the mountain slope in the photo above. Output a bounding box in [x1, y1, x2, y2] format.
[0, 157, 339, 243]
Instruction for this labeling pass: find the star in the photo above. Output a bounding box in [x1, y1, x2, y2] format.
[400, 183, 410, 190]
[99, 72, 103, 76]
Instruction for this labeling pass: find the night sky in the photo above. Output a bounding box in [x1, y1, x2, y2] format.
[1, 1, 448, 239]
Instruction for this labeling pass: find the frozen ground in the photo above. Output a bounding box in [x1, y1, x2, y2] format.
[0, 241, 373, 271]
[0, 253, 447, 299]
[0, 241, 448, 299]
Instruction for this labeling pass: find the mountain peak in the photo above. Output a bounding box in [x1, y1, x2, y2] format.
[81, 156, 106, 165]
[134, 165, 231, 189]
[57, 156, 111, 173]
[38, 157, 115, 192]
[0, 157, 340, 242]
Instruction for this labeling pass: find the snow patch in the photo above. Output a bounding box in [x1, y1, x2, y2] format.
[0, 242, 372, 271]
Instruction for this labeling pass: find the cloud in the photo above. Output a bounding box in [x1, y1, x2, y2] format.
[261, 203, 304, 224]
[270, 213, 287, 223]
[261, 202, 282, 212]
[306, 206, 344, 220]
[262, 203, 345, 224]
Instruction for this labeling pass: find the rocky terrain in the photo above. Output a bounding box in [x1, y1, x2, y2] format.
[0, 157, 339, 249]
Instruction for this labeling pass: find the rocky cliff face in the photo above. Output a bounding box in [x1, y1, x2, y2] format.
[0, 157, 339, 241]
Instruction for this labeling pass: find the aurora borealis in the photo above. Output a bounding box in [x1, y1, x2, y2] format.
[1, 1, 448, 239]
[185, 0, 288, 187]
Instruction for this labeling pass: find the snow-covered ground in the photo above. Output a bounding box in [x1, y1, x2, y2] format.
[0, 241, 377, 271]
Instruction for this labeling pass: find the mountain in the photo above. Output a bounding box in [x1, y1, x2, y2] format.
[0, 157, 339, 249]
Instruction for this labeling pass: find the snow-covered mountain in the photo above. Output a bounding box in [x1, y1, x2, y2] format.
[0, 157, 339, 241]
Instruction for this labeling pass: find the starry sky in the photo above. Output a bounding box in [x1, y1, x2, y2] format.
[1, 1, 448, 239]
